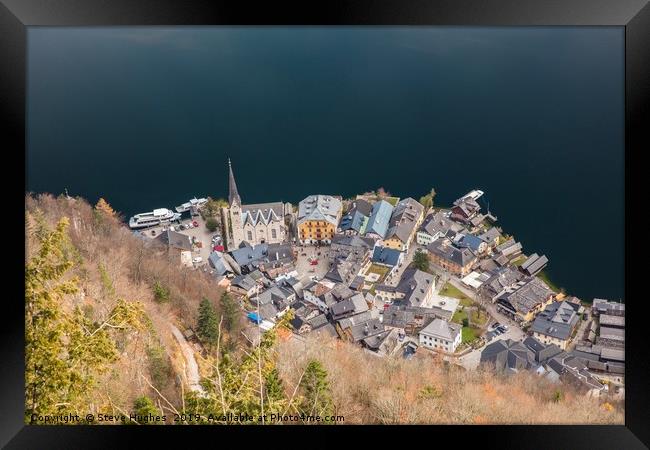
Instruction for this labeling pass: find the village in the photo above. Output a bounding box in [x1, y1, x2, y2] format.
[133, 160, 625, 401]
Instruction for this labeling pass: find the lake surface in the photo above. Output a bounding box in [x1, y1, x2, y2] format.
[26, 27, 624, 301]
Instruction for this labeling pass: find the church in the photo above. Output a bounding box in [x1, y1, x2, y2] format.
[221, 159, 291, 250]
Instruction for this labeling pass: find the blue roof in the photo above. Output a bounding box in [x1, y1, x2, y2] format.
[339, 210, 367, 233]
[458, 234, 484, 252]
[372, 246, 402, 266]
[365, 200, 394, 238]
[247, 312, 261, 323]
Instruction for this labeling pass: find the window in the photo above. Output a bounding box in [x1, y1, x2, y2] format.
[247, 231, 253, 241]
[271, 229, 277, 239]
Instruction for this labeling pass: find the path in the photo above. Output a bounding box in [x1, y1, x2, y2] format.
[170, 324, 206, 395]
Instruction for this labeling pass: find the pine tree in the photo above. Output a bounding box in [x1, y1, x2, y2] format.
[219, 291, 240, 336]
[197, 298, 219, 347]
[299, 359, 335, 422]
[131, 396, 160, 425]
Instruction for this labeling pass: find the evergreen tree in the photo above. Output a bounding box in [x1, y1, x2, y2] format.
[299, 359, 335, 422]
[205, 217, 219, 232]
[219, 291, 240, 335]
[131, 396, 160, 425]
[197, 298, 219, 346]
[25, 218, 144, 422]
[265, 367, 286, 405]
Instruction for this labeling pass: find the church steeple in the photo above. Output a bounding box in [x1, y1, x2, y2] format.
[228, 158, 242, 206]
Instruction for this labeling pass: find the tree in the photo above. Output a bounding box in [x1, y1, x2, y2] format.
[197, 298, 219, 347]
[131, 396, 160, 425]
[206, 217, 219, 233]
[152, 280, 170, 303]
[25, 218, 144, 422]
[219, 292, 240, 336]
[419, 188, 437, 210]
[265, 367, 286, 405]
[95, 198, 116, 219]
[412, 250, 430, 272]
[299, 359, 335, 422]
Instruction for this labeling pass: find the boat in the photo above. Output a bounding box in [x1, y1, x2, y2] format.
[129, 208, 182, 229]
[175, 197, 208, 213]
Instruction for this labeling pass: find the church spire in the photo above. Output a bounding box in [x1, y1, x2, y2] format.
[228, 158, 241, 206]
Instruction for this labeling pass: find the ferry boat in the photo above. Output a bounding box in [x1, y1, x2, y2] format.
[175, 197, 208, 213]
[129, 208, 181, 229]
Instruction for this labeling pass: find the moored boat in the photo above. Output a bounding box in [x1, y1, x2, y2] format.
[175, 197, 208, 213]
[129, 208, 181, 229]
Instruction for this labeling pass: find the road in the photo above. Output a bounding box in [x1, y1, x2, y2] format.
[170, 325, 206, 395]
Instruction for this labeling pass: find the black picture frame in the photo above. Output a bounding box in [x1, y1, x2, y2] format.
[4, 0, 648, 447]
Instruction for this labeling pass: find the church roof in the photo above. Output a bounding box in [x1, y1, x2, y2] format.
[228, 158, 242, 206]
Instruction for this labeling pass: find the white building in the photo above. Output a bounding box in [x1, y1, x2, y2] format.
[419, 318, 462, 353]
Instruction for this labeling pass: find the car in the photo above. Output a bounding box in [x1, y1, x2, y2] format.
[192, 256, 203, 264]
[192, 221, 199, 227]
[492, 322, 501, 329]
[151, 230, 156, 236]
[186, 222, 194, 229]
[497, 326, 507, 333]
[501, 325, 509, 331]
[494, 329, 503, 335]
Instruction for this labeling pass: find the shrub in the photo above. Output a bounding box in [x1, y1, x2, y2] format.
[206, 217, 219, 233]
[152, 281, 170, 303]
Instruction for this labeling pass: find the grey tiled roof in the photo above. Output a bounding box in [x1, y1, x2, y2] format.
[531, 301, 579, 340]
[385, 197, 424, 243]
[298, 195, 342, 227]
[419, 318, 461, 341]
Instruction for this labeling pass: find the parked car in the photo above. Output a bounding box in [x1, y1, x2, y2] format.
[492, 322, 501, 330]
[192, 221, 199, 228]
[192, 257, 203, 264]
[501, 325, 509, 331]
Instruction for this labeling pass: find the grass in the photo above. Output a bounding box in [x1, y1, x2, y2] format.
[537, 271, 561, 293]
[385, 196, 400, 206]
[452, 308, 468, 325]
[439, 282, 473, 306]
[511, 256, 527, 267]
[461, 327, 479, 343]
[367, 264, 390, 277]
[470, 309, 489, 328]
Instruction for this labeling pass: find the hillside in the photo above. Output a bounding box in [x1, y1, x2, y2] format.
[24, 193, 623, 425]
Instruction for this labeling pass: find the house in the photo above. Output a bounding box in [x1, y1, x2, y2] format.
[374, 269, 436, 308]
[330, 293, 369, 320]
[480, 339, 537, 373]
[338, 199, 372, 235]
[165, 229, 193, 252]
[371, 246, 404, 276]
[297, 195, 343, 245]
[531, 300, 580, 350]
[419, 319, 462, 353]
[495, 238, 523, 258]
[454, 233, 488, 255]
[520, 253, 549, 276]
[364, 200, 394, 239]
[362, 328, 399, 356]
[416, 210, 465, 246]
[478, 227, 502, 247]
[599, 314, 625, 329]
[477, 266, 525, 302]
[302, 279, 338, 313]
[495, 277, 557, 324]
[382, 304, 452, 334]
[222, 159, 289, 249]
[450, 193, 482, 224]
[208, 251, 236, 276]
[427, 240, 477, 276]
[230, 273, 260, 297]
[325, 234, 374, 285]
[592, 298, 625, 316]
[381, 198, 425, 251]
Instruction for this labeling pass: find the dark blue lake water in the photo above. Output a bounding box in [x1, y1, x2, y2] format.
[26, 27, 624, 301]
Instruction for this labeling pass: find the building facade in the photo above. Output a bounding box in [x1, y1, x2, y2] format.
[222, 159, 289, 249]
[297, 195, 342, 245]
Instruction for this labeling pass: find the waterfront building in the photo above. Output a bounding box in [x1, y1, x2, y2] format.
[297, 195, 342, 245]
